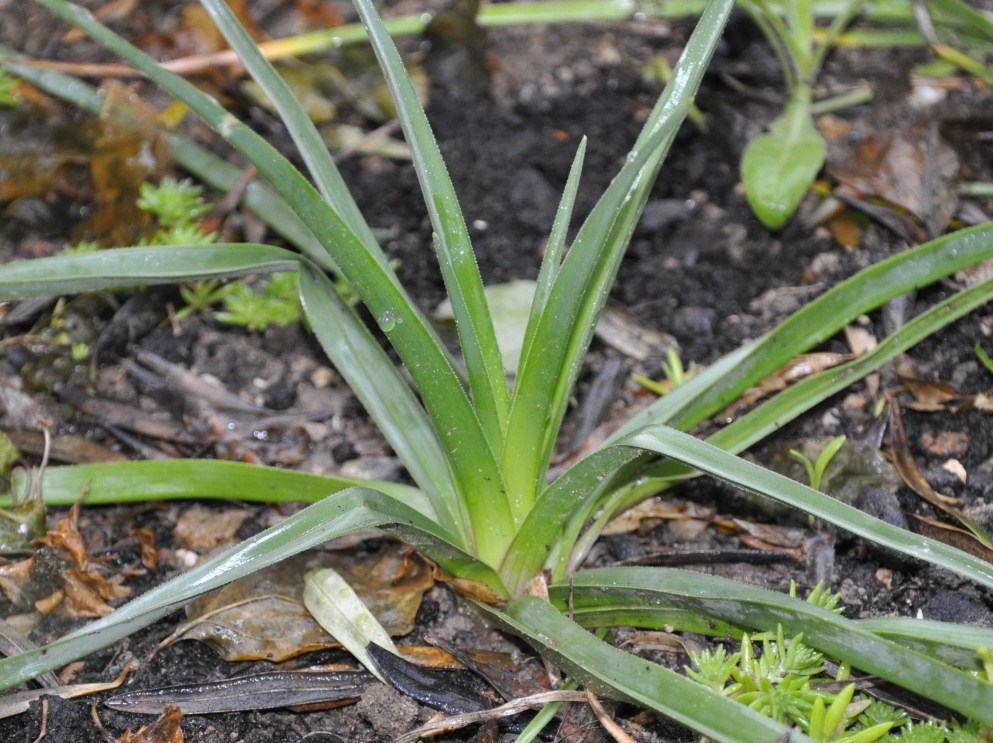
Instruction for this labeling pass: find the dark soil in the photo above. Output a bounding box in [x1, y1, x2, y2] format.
[2, 1, 993, 741]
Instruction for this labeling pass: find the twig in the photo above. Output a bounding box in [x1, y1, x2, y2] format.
[389, 690, 589, 743]
[585, 689, 636, 743]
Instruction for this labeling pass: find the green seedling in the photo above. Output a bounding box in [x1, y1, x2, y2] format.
[0, 69, 19, 106]
[135, 175, 212, 228]
[3, 1, 993, 739]
[976, 342, 993, 377]
[633, 346, 697, 396]
[738, 0, 862, 228]
[790, 434, 846, 491]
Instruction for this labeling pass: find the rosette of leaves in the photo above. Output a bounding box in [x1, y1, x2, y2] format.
[2, 0, 993, 739]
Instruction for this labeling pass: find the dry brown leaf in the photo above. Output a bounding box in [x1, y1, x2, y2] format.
[720, 353, 852, 420]
[86, 80, 170, 245]
[174, 545, 433, 661]
[827, 212, 863, 250]
[173, 505, 250, 552]
[827, 126, 959, 234]
[601, 499, 711, 536]
[117, 705, 183, 743]
[0, 556, 35, 606]
[887, 400, 993, 556]
[38, 500, 89, 568]
[130, 527, 158, 569]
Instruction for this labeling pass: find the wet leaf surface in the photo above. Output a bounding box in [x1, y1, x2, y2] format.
[173, 544, 432, 662]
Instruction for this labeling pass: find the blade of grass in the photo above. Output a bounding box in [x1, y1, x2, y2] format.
[553, 567, 993, 725]
[520, 137, 587, 369]
[33, 0, 515, 565]
[2, 460, 427, 512]
[503, 0, 735, 512]
[623, 426, 993, 589]
[299, 266, 465, 544]
[856, 617, 993, 667]
[611, 221, 993, 439]
[478, 597, 805, 743]
[198, 0, 381, 258]
[0, 487, 507, 692]
[353, 0, 510, 454]
[0, 244, 301, 300]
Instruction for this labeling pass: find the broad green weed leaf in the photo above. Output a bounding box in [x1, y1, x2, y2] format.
[741, 95, 826, 228]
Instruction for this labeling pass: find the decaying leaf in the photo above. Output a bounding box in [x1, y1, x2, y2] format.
[887, 400, 993, 551]
[720, 352, 852, 420]
[174, 545, 432, 661]
[304, 565, 398, 682]
[117, 704, 184, 743]
[601, 499, 712, 536]
[173, 505, 250, 552]
[827, 125, 959, 237]
[0, 500, 131, 620]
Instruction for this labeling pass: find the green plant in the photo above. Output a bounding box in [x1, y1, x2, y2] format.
[976, 341, 993, 377]
[791, 434, 847, 491]
[692, 631, 899, 741]
[2, 1, 993, 739]
[0, 68, 19, 106]
[738, 0, 863, 228]
[634, 346, 698, 396]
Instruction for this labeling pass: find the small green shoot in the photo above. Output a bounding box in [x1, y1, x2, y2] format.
[634, 347, 697, 396]
[136, 176, 212, 227]
[213, 272, 302, 331]
[738, 0, 862, 228]
[790, 434, 846, 491]
[0, 69, 20, 106]
[976, 342, 993, 377]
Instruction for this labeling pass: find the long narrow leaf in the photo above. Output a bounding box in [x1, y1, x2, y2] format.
[34, 0, 514, 565]
[0, 244, 301, 300]
[623, 427, 993, 589]
[520, 137, 587, 366]
[479, 597, 804, 743]
[503, 0, 735, 513]
[299, 266, 465, 543]
[199, 0, 382, 257]
[0, 487, 507, 692]
[613, 221, 993, 438]
[353, 0, 510, 453]
[2, 460, 428, 512]
[553, 568, 993, 725]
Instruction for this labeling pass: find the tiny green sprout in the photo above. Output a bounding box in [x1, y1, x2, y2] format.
[887, 720, 950, 743]
[70, 342, 90, 362]
[176, 280, 232, 321]
[792, 579, 845, 615]
[136, 176, 212, 228]
[685, 643, 742, 695]
[976, 342, 993, 377]
[0, 69, 20, 107]
[634, 347, 697, 396]
[213, 273, 302, 331]
[979, 646, 993, 683]
[807, 683, 892, 742]
[790, 435, 846, 492]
